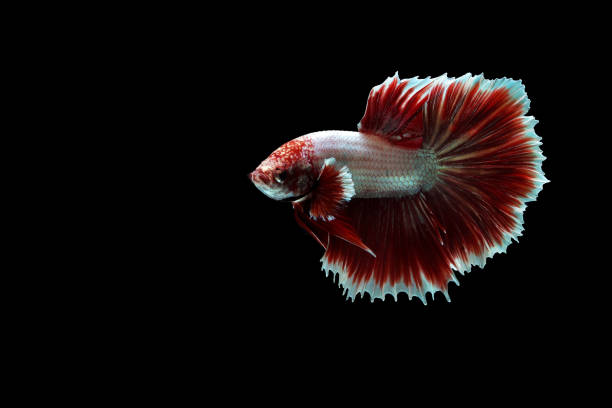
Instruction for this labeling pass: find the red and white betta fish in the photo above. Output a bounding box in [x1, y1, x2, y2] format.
[249, 73, 547, 303]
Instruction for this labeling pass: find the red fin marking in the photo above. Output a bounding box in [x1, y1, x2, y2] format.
[357, 73, 433, 149]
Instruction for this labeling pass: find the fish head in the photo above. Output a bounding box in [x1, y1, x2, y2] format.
[250, 138, 315, 201]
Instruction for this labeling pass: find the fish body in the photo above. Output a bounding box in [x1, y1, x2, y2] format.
[308, 131, 438, 197]
[250, 73, 547, 303]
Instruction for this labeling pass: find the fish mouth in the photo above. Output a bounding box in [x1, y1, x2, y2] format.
[249, 169, 273, 185]
[250, 171, 281, 200]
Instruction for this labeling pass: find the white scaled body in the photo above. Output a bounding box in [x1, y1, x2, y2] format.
[307, 131, 438, 198]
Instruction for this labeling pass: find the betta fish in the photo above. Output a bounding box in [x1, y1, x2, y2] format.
[249, 73, 547, 303]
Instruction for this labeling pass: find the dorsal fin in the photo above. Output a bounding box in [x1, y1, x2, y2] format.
[357, 73, 434, 149]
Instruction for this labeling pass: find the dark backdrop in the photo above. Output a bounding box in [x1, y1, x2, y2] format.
[135, 23, 588, 367]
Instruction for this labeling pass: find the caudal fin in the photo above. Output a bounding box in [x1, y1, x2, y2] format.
[423, 74, 547, 274]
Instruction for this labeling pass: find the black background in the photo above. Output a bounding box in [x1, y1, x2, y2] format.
[127, 17, 593, 369]
[11, 7, 600, 402]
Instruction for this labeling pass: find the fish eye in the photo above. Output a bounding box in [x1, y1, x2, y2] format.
[275, 170, 288, 184]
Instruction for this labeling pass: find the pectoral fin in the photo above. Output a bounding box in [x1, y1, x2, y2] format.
[292, 158, 374, 257]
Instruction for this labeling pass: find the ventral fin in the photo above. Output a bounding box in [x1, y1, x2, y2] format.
[357, 72, 435, 149]
[294, 203, 375, 257]
[319, 215, 376, 257]
[293, 201, 329, 249]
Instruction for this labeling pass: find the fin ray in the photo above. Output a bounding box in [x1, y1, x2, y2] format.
[308, 158, 355, 220]
[357, 72, 433, 149]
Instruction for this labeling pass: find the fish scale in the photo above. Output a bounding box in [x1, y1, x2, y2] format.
[307, 130, 438, 198]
